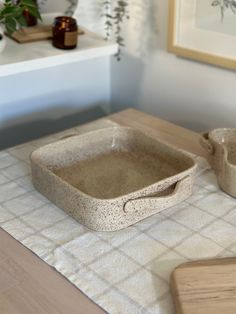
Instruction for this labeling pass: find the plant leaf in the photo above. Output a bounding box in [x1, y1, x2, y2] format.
[5, 17, 17, 34]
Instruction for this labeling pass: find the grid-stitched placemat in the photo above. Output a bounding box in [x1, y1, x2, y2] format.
[1, 119, 236, 314]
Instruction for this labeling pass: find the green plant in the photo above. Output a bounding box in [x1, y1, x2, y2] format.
[103, 0, 129, 60]
[0, 0, 41, 34]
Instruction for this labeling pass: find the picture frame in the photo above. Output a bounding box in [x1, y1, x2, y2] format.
[168, 0, 236, 70]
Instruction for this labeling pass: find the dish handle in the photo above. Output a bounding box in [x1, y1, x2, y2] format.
[123, 176, 192, 214]
[199, 132, 214, 154]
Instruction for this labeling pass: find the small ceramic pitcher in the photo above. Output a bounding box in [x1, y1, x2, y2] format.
[200, 128, 236, 197]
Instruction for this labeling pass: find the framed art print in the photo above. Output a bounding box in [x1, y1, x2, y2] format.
[168, 0, 236, 70]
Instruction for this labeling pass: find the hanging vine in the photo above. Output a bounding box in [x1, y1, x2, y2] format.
[65, 0, 77, 16]
[103, 0, 129, 60]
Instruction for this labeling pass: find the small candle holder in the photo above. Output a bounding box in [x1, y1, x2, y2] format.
[52, 16, 78, 50]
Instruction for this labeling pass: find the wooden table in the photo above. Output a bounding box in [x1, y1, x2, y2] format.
[0, 109, 206, 314]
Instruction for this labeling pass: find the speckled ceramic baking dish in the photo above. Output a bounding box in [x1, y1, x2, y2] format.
[31, 127, 197, 231]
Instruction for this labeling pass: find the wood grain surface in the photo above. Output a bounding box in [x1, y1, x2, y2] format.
[8, 25, 84, 43]
[0, 228, 105, 314]
[171, 258, 236, 314]
[110, 109, 207, 158]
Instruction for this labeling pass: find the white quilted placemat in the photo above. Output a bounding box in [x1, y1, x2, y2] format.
[1, 119, 236, 314]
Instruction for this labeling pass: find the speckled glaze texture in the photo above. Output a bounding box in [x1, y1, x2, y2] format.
[31, 127, 196, 231]
[200, 128, 236, 197]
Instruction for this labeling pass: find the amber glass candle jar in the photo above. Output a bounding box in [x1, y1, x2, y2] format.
[52, 16, 78, 50]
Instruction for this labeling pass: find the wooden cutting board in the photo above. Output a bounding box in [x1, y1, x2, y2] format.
[171, 258, 236, 314]
[7, 25, 84, 43]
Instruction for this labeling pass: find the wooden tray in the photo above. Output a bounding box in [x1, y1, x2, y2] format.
[171, 258, 236, 314]
[8, 25, 84, 43]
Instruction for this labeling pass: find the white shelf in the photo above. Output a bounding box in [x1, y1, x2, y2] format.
[0, 28, 118, 77]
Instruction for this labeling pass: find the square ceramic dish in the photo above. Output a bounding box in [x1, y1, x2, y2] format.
[31, 127, 197, 231]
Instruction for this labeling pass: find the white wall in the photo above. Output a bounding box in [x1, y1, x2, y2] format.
[111, 0, 236, 131]
[0, 59, 110, 128]
[0, 58, 110, 148]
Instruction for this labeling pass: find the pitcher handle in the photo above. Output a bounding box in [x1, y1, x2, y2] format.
[199, 132, 214, 155]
